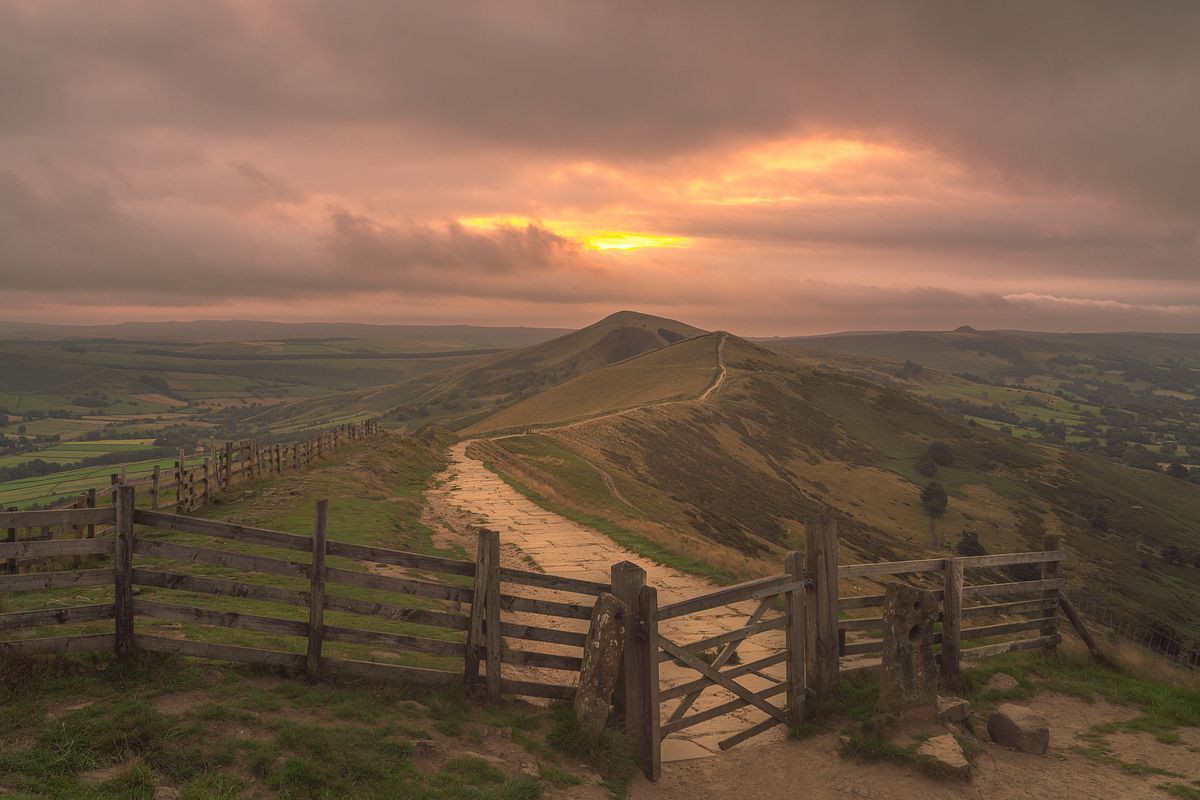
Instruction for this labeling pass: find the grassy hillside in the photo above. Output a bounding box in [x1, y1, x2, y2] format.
[472, 335, 1200, 653]
[767, 329, 1200, 474]
[463, 333, 723, 435]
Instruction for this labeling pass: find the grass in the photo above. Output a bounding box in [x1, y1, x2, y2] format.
[0, 651, 586, 799]
[486, 461, 737, 584]
[545, 704, 636, 799]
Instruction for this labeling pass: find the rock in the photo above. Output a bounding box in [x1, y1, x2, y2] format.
[411, 740, 440, 758]
[983, 672, 1018, 693]
[988, 703, 1049, 754]
[574, 592, 628, 738]
[936, 696, 971, 725]
[917, 734, 970, 779]
[460, 751, 506, 766]
[153, 789, 180, 800]
[483, 725, 512, 741]
[966, 713, 992, 742]
[520, 762, 539, 777]
[875, 584, 939, 719]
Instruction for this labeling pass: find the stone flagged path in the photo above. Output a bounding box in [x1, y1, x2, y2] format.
[430, 439, 787, 760]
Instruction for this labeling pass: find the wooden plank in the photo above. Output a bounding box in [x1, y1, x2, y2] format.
[641, 584, 661, 782]
[958, 550, 1064, 569]
[4, 506, 14, 574]
[323, 594, 470, 632]
[499, 566, 608, 596]
[499, 677, 577, 700]
[1058, 596, 1110, 666]
[962, 633, 1060, 660]
[0, 633, 115, 656]
[0, 537, 114, 559]
[321, 656, 462, 687]
[498, 620, 586, 648]
[0, 508, 115, 528]
[481, 530, 502, 702]
[660, 682, 788, 736]
[961, 616, 1052, 642]
[498, 644, 582, 671]
[133, 539, 310, 579]
[784, 549, 807, 726]
[961, 598, 1058, 619]
[611, 561, 646, 731]
[133, 509, 312, 552]
[135, 634, 306, 669]
[306, 500, 328, 678]
[657, 635, 789, 725]
[327, 541, 475, 577]
[941, 557, 964, 682]
[718, 714, 784, 751]
[132, 569, 309, 607]
[656, 615, 787, 663]
[324, 568, 472, 603]
[1041, 533, 1060, 657]
[660, 651, 789, 702]
[667, 596, 775, 721]
[805, 515, 839, 700]
[135, 599, 309, 637]
[658, 573, 792, 621]
[839, 557, 944, 578]
[0, 568, 114, 592]
[0, 604, 114, 631]
[324, 624, 466, 657]
[839, 616, 885, 632]
[962, 578, 1063, 599]
[114, 486, 134, 658]
[498, 593, 592, 620]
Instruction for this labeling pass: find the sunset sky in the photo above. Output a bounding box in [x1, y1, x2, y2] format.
[2, 1, 1198, 335]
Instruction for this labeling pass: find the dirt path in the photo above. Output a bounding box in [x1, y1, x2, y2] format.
[627, 691, 1200, 799]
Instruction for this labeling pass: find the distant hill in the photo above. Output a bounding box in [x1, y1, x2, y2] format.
[0, 319, 571, 349]
[472, 331, 1200, 652]
[247, 310, 706, 433]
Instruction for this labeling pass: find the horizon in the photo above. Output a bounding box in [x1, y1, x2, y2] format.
[3, 3, 1199, 333]
[1, 310, 1198, 341]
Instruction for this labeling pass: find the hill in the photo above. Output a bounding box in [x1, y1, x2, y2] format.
[764, 329, 1200, 478]
[468, 333, 1200, 652]
[463, 332, 723, 435]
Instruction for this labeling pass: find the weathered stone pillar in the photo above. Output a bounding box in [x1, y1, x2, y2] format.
[575, 592, 628, 738]
[875, 584, 939, 721]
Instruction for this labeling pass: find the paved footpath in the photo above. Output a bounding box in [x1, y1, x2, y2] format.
[429, 439, 788, 761]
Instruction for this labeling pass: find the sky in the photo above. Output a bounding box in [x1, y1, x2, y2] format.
[1, 1, 1198, 336]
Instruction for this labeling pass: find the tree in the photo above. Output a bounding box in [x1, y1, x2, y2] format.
[926, 442, 954, 466]
[920, 481, 949, 545]
[956, 529, 986, 557]
[915, 452, 937, 477]
[1167, 462, 1189, 479]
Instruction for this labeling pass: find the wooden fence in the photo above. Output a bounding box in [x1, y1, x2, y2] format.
[8, 420, 381, 516]
[616, 517, 1071, 780]
[0, 493, 597, 702]
[2, 421, 381, 565]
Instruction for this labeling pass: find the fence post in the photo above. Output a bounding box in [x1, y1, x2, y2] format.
[151, 465, 160, 510]
[176, 449, 185, 506]
[306, 499, 328, 679]
[805, 516, 839, 704]
[5, 507, 16, 574]
[1041, 533, 1060, 656]
[86, 489, 96, 537]
[784, 550, 808, 725]
[202, 458, 212, 506]
[638, 584, 661, 781]
[223, 441, 233, 488]
[941, 557, 964, 687]
[611, 562, 648, 750]
[466, 529, 501, 700]
[114, 485, 135, 659]
[110, 473, 119, 506]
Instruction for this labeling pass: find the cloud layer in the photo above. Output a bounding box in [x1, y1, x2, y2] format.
[2, 1, 1198, 333]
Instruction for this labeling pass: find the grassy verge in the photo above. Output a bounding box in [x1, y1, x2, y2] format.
[483, 460, 736, 584]
[0, 651, 594, 799]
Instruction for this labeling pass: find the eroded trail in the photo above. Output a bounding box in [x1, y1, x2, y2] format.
[422, 331, 788, 758]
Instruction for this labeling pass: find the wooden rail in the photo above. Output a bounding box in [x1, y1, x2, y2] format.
[0, 494, 595, 707]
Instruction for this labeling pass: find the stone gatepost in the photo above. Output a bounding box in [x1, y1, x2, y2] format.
[875, 583, 939, 721]
[575, 592, 628, 738]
